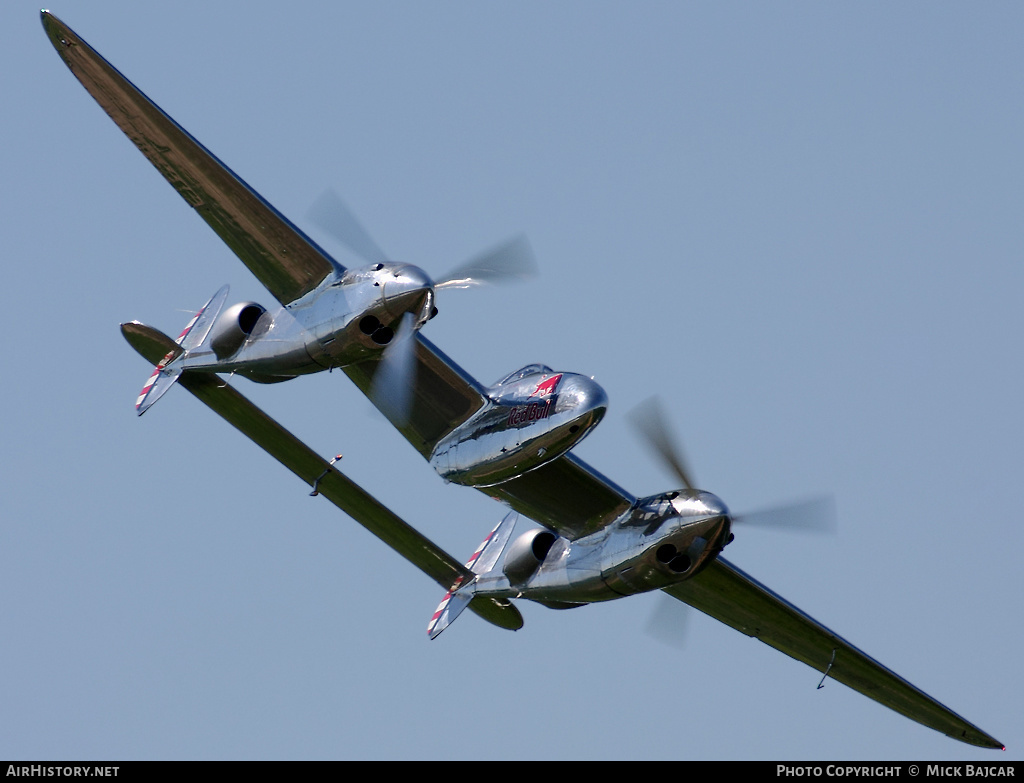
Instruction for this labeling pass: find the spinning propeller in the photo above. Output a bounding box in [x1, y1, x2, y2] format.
[629, 397, 835, 533]
[629, 397, 835, 648]
[370, 312, 417, 426]
[309, 189, 537, 289]
[309, 189, 537, 423]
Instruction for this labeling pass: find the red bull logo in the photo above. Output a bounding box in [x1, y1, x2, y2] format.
[529, 373, 562, 398]
[507, 399, 554, 426]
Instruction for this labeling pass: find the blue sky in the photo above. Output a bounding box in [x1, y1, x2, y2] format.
[3, 1, 1021, 760]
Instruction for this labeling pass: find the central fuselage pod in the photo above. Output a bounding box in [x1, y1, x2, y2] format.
[429, 364, 608, 486]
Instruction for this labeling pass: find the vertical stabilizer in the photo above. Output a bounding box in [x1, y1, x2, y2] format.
[134, 285, 229, 415]
[427, 512, 519, 639]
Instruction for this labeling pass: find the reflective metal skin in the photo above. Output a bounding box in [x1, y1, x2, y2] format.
[181, 261, 435, 380]
[127, 260, 440, 415]
[45, 11, 1003, 750]
[429, 365, 608, 486]
[474, 490, 732, 606]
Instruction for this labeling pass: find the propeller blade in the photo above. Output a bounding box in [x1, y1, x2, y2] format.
[308, 188, 390, 266]
[646, 593, 692, 650]
[370, 313, 417, 425]
[628, 396, 697, 491]
[733, 495, 836, 534]
[435, 234, 537, 290]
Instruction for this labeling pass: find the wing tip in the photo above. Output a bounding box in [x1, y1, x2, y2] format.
[40, 9, 61, 34]
[40, 10, 79, 60]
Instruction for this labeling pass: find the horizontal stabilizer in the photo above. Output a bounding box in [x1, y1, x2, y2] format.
[121, 321, 179, 365]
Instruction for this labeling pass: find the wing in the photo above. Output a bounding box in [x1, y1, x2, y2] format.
[482, 453, 635, 540]
[343, 335, 491, 459]
[120, 321, 522, 632]
[344, 335, 636, 540]
[41, 11, 340, 306]
[664, 557, 1003, 749]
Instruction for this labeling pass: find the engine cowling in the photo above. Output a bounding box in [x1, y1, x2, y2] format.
[209, 302, 267, 359]
[502, 528, 558, 586]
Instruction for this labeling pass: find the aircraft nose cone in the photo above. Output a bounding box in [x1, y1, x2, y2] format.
[696, 491, 729, 520]
[383, 264, 434, 320]
[555, 374, 609, 419]
[669, 490, 732, 550]
[695, 491, 732, 551]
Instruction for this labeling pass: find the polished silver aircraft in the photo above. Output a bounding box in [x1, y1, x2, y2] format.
[42, 11, 1003, 750]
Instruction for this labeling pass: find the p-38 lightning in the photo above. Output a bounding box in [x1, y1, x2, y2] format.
[41, 11, 1003, 750]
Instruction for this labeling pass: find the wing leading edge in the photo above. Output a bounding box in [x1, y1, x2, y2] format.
[120, 321, 522, 633]
[41, 11, 340, 306]
[664, 557, 1003, 749]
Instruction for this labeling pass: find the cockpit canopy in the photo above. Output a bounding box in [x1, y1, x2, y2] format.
[493, 363, 555, 386]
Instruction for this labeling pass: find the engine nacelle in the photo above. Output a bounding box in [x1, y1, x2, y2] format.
[502, 528, 558, 586]
[209, 301, 267, 359]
